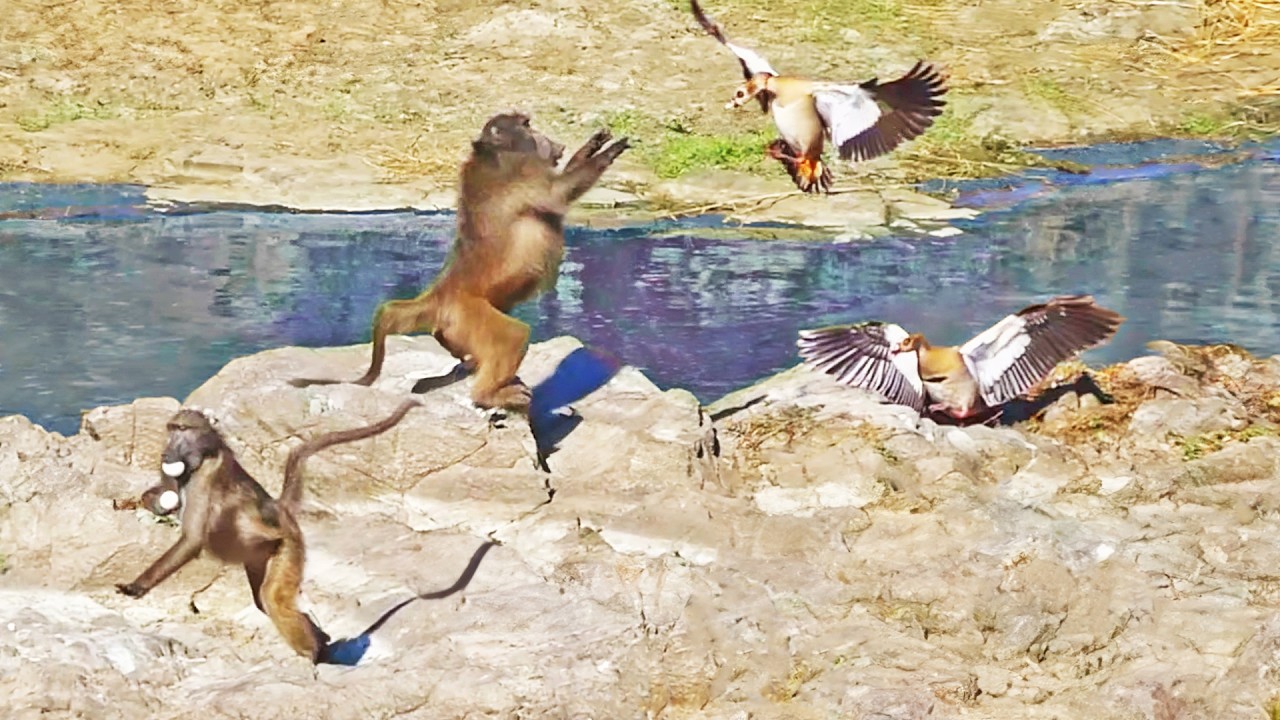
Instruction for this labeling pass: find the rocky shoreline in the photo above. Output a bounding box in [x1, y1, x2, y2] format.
[2, 335, 1279, 718]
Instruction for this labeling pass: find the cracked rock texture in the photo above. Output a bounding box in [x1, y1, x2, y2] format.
[2, 337, 1280, 719]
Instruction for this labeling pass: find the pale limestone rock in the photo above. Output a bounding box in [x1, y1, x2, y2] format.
[2, 338, 1280, 718]
[80, 396, 181, 470]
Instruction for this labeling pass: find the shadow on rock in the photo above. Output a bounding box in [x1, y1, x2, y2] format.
[528, 346, 623, 469]
[320, 540, 499, 666]
[925, 373, 1115, 427]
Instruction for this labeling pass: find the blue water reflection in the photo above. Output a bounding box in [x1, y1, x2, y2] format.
[1, 140, 1277, 435]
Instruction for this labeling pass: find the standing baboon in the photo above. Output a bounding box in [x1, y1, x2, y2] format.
[291, 112, 630, 411]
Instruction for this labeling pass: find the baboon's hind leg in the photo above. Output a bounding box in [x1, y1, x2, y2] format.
[410, 328, 478, 394]
[245, 558, 267, 613]
[443, 298, 532, 410]
[260, 541, 329, 662]
[290, 295, 437, 388]
[351, 296, 438, 386]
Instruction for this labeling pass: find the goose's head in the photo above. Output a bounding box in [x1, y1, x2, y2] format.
[725, 73, 773, 109]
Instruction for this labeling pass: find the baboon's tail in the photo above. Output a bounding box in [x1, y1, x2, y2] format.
[279, 398, 422, 510]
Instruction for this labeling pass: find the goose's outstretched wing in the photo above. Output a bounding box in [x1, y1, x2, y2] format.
[959, 295, 1124, 407]
[813, 61, 948, 162]
[691, 0, 778, 111]
[797, 321, 925, 412]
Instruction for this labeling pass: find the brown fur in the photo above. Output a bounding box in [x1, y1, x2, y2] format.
[290, 113, 630, 411]
[117, 400, 420, 662]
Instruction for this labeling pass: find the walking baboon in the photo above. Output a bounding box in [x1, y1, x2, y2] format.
[117, 400, 420, 663]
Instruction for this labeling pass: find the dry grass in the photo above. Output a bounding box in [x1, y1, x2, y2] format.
[364, 135, 462, 184]
[1025, 362, 1157, 448]
[725, 406, 822, 470]
[1032, 342, 1280, 451]
[1169, 0, 1280, 64]
[1138, 0, 1280, 102]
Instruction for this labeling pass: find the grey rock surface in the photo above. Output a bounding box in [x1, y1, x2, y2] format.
[2, 338, 1279, 719]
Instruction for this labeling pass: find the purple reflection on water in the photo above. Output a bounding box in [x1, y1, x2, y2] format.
[1, 139, 1278, 435]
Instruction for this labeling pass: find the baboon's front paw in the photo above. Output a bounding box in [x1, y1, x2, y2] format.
[603, 138, 631, 161]
[586, 128, 613, 152]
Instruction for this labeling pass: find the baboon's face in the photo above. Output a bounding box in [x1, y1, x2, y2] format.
[475, 112, 565, 165]
[160, 409, 223, 479]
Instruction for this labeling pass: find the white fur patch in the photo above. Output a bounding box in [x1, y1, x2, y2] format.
[158, 490, 180, 511]
[882, 323, 924, 396]
[161, 461, 186, 478]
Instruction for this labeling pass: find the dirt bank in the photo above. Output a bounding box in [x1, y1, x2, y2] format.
[0, 0, 1277, 221]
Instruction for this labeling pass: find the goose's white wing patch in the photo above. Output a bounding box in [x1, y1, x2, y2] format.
[813, 85, 882, 149]
[960, 295, 1125, 407]
[797, 321, 925, 412]
[958, 313, 1032, 399]
[691, 0, 778, 79]
[819, 62, 949, 163]
[725, 41, 777, 78]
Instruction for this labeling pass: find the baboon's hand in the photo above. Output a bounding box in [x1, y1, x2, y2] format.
[597, 138, 631, 164]
[565, 128, 616, 172]
[116, 582, 148, 598]
[583, 128, 613, 156]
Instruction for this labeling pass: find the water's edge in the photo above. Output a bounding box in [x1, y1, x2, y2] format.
[2, 138, 1277, 434]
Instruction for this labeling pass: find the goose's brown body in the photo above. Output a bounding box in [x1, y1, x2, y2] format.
[692, 0, 948, 192]
[798, 295, 1126, 422]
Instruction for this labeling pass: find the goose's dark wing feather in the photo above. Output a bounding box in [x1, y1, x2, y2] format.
[797, 321, 925, 411]
[691, 0, 777, 111]
[825, 61, 948, 163]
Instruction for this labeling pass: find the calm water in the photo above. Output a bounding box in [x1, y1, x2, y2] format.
[1, 140, 1277, 435]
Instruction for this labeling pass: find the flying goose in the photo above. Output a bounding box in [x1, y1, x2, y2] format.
[796, 295, 1124, 421]
[691, 0, 949, 193]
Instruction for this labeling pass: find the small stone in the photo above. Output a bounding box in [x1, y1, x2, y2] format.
[975, 666, 1013, 697]
[1094, 543, 1115, 562]
[577, 187, 641, 208]
[1099, 475, 1131, 494]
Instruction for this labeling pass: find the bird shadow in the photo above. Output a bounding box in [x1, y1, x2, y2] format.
[319, 540, 499, 666]
[528, 346, 623, 470]
[926, 373, 1115, 428]
[408, 347, 623, 473]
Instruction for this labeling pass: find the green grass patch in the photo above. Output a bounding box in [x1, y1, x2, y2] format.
[321, 96, 353, 122]
[650, 130, 772, 178]
[915, 106, 973, 148]
[1168, 100, 1280, 140]
[896, 102, 1090, 181]
[597, 108, 773, 179]
[17, 97, 115, 132]
[602, 109, 648, 137]
[692, 0, 923, 48]
[798, 0, 908, 43]
[1177, 111, 1234, 137]
[1023, 75, 1083, 115]
[1177, 425, 1275, 461]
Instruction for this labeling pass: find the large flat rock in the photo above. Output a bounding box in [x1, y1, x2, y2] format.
[2, 338, 1278, 718]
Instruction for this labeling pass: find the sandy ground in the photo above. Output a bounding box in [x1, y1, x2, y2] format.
[0, 0, 1277, 216]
